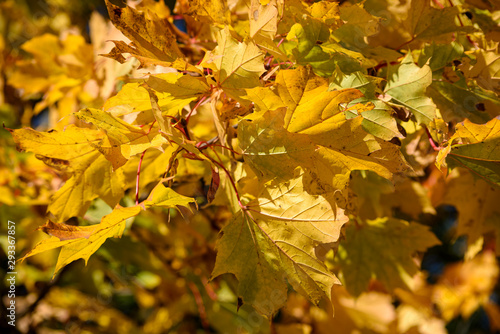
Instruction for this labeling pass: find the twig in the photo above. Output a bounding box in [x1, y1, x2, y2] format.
[187, 282, 209, 330]
[423, 126, 441, 151]
[186, 95, 208, 124]
[135, 121, 157, 205]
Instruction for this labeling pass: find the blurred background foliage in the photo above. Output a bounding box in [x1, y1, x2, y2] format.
[0, 0, 499, 333]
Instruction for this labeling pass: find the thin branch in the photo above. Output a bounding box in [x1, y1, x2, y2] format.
[186, 95, 208, 124]
[423, 125, 441, 151]
[187, 282, 209, 330]
[135, 149, 148, 205]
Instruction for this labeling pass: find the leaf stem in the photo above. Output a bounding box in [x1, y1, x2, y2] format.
[135, 121, 156, 205]
[396, 37, 415, 51]
[136, 149, 147, 205]
[432, 0, 444, 9]
[201, 151, 246, 210]
[423, 125, 441, 151]
[186, 95, 208, 124]
[187, 281, 209, 330]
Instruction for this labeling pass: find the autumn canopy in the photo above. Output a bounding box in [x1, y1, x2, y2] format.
[1, 0, 500, 332]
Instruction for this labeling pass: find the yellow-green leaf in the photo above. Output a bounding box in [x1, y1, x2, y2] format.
[75, 108, 165, 168]
[406, 0, 475, 41]
[330, 69, 403, 141]
[335, 217, 440, 297]
[446, 118, 500, 187]
[212, 171, 347, 316]
[239, 69, 409, 195]
[104, 73, 209, 119]
[144, 181, 196, 211]
[384, 53, 436, 125]
[20, 205, 142, 277]
[202, 27, 265, 100]
[9, 125, 125, 222]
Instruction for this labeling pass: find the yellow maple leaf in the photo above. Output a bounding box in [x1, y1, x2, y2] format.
[212, 170, 348, 317]
[9, 125, 125, 222]
[18, 180, 195, 277]
[9, 34, 94, 123]
[104, 72, 209, 122]
[103, 0, 187, 70]
[239, 67, 409, 199]
[19, 205, 142, 277]
[439, 118, 500, 187]
[201, 27, 266, 101]
[75, 108, 166, 169]
[249, 0, 279, 39]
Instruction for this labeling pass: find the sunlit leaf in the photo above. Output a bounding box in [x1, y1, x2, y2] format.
[446, 118, 500, 187]
[103, 0, 184, 68]
[212, 171, 347, 316]
[384, 53, 436, 126]
[20, 205, 142, 276]
[9, 125, 124, 222]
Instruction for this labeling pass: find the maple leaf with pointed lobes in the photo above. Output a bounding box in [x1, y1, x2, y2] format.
[282, 14, 364, 77]
[212, 171, 348, 317]
[239, 67, 409, 198]
[104, 72, 210, 121]
[103, 0, 197, 71]
[18, 181, 195, 277]
[384, 53, 436, 126]
[249, 0, 278, 39]
[330, 69, 403, 141]
[19, 205, 142, 277]
[143, 181, 197, 211]
[74, 108, 166, 169]
[406, 0, 476, 41]
[8, 125, 125, 223]
[335, 217, 440, 297]
[201, 27, 266, 102]
[437, 118, 500, 187]
[10, 0, 500, 324]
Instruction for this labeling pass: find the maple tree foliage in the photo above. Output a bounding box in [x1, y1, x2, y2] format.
[1, 0, 500, 332]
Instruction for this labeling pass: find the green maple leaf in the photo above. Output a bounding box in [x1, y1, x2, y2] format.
[281, 15, 363, 76]
[428, 79, 500, 124]
[418, 42, 465, 72]
[330, 69, 403, 141]
[384, 53, 436, 126]
[335, 217, 440, 297]
[445, 118, 500, 187]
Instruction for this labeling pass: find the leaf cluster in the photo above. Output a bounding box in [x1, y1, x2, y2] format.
[2, 0, 500, 332]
